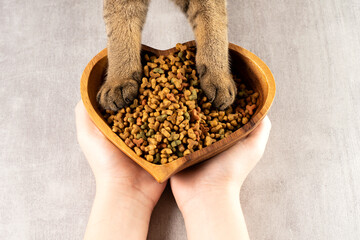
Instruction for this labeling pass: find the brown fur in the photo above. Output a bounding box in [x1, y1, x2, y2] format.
[97, 0, 236, 111]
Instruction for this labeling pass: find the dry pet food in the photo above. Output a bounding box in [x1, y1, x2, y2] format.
[102, 43, 260, 164]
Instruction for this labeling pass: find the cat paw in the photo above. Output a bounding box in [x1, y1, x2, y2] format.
[97, 78, 139, 111]
[199, 65, 237, 110]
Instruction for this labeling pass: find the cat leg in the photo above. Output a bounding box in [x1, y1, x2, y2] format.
[172, 0, 236, 110]
[97, 0, 150, 111]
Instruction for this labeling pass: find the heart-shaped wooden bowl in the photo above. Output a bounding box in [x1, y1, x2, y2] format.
[80, 40, 275, 183]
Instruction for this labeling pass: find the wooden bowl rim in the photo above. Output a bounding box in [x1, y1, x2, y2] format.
[80, 40, 275, 183]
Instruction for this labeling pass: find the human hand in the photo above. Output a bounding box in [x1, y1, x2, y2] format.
[75, 100, 166, 207]
[171, 116, 271, 210]
[170, 116, 271, 240]
[75, 101, 166, 239]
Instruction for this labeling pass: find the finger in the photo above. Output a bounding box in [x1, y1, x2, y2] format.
[243, 115, 272, 150]
[75, 101, 132, 164]
[217, 116, 271, 160]
[75, 100, 104, 141]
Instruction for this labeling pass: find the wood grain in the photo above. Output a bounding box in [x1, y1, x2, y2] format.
[80, 40, 275, 183]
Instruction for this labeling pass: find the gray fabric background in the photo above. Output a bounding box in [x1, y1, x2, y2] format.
[1, 0, 359, 239]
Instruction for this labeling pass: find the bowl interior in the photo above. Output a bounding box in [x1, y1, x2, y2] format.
[80, 41, 275, 183]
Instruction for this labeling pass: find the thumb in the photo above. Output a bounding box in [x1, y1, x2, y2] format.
[242, 115, 272, 153]
[217, 116, 271, 163]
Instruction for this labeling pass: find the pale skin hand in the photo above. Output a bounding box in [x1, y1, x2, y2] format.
[171, 116, 271, 240]
[76, 99, 271, 240]
[75, 101, 167, 240]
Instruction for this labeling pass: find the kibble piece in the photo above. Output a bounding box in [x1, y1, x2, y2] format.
[246, 104, 256, 115]
[125, 138, 135, 148]
[183, 149, 191, 156]
[242, 117, 249, 124]
[187, 139, 198, 150]
[146, 155, 154, 162]
[161, 148, 173, 155]
[134, 147, 142, 156]
[156, 114, 168, 122]
[204, 136, 216, 146]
